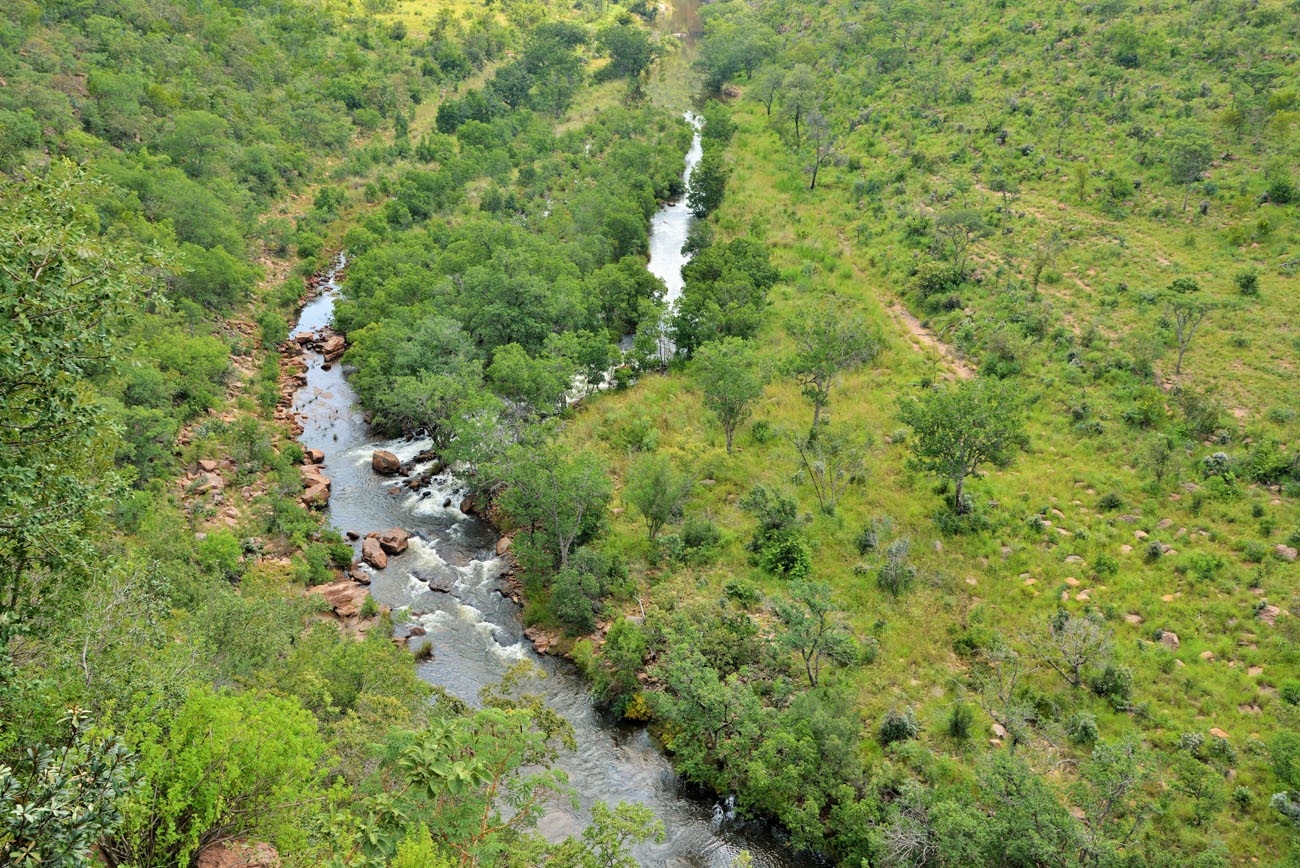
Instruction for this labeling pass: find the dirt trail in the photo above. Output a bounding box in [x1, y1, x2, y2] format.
[887, 302, 976, 379]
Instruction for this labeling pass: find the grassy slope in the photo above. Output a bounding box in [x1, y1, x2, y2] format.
[558, 12, 1300, 861]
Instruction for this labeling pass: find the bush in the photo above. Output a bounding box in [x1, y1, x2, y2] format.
[551, 568, 601, 634]
[756, 528, 811, 580]
[855, 516, 893, 555]
[879, 708, 919, 745]
[1280, 680, 1300, 706]
[877, 538, 917, 596]
[1094, 552, 1120, 578]
[946, 702, 973, 740]
[1089, 663, 1133, 702]
[1067, 712, 1099, 746]
[197, 530, 244, 581]
[1097, 492, 1123, 511]
[723, 579, 760, 608]
[1235, 269, 1260, 296]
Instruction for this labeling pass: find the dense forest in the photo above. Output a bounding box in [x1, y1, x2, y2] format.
[2, 0, 1300, 865]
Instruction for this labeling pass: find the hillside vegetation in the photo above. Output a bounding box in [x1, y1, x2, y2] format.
[538, 0, 1300, 866]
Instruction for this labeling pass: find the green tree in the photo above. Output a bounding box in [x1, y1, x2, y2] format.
[687, 144, 730, 219]
[785, 303, 881, 431]
[692, 338, 767, 454]
[897, 378, 1028, 515]
[0, 164, 148, 625]
[595, 23, 662, 83]
[1163, 279, 1216, 376]
[494, 445, 612, 570]
[625, 453, 694, 541]
[934, 209, 989, 276]
[0, 708, 135, 868]
[107, 689, 326, 868]
[1028, 610, 1113, 689]
[545, 802, 665, 868]
[773, 581, 857, 688]
[1166, 125, 1214, 211]
[791, 426, 870, 515]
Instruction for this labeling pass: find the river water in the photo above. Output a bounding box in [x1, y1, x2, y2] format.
[289, 154, 807, 868]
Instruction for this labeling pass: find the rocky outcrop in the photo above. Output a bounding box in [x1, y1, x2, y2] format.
[196, 842, 280, 868]
[372, 450, 401, 475]
[361, 537, 388, 569]
[320, 334, 346, 362]
[309, 581, 369, 619]
[373, 528, 413, 555]
[304, 448, 325, 464]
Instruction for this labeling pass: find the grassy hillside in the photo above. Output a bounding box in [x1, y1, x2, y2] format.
[544, 0, 1300, 864]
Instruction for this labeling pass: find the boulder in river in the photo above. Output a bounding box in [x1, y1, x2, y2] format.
[374, 528, 413, 555]
[372, 450, 401, 475]
[361, 537, 388, 570]
[320, 334, 346, 362]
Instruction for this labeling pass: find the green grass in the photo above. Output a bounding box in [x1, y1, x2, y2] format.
[558, 90, 1300, 856]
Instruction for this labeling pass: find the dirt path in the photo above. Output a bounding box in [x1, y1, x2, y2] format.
[887, 302, 976, 380]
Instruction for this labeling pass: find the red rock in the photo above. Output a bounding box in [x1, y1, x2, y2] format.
[304, 448, 325, 464]
[372, 450, 401, 475]
[300, 464, 331, 489]
[195, 473, 224, 494]
[361, 537, 388, 569]
[320, 334, 346, 362]
[196, 842, 280, 868]
[377, 528, 413, 555]
[495, 536, 512, 557]
[301, 483, 330, 507]
[198, 458, 218, 473]
[1209, 727, 1230, 739]
[460, 494, 478, 515]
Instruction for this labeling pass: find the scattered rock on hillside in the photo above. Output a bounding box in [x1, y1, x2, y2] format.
[1275, 545, 1298, 562]
[372, 450, 401, 475]
[1160, 631, 1180, 650]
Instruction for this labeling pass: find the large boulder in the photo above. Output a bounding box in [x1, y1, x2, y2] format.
[196, 842, 280, 868]
[300, 464, 331, 490]
[304, 448, 325, 465]
[375, 528, 413, 555]
[301, 483, 330, 507]
[372, 450, 401, 475]
[361, 537, 388, 570]
[320, 334, 346, 362]
[309, 581, 367, 619]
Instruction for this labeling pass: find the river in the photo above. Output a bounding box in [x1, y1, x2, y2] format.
[288, 135, 808, 868]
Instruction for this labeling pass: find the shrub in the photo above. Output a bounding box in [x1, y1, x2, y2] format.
[723, 579, 760, 608]
[360, 595, 380, 618]
[1280, 680, 1300, 706]
[1234, 269, 1260, 296]
[756, 528, 811, 580]
[877, 538, 917, 596]
[551, 568, 601, 634]
[1090, 663, 1134, 702]
[1067, 712, 1099, 746]
[1094, 552, 1120, 578]
[1097, 492, 1123, 511]
[947, 702, 973, 740]
[879, 708, 919, 745]
[855, 516, 893, 555]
